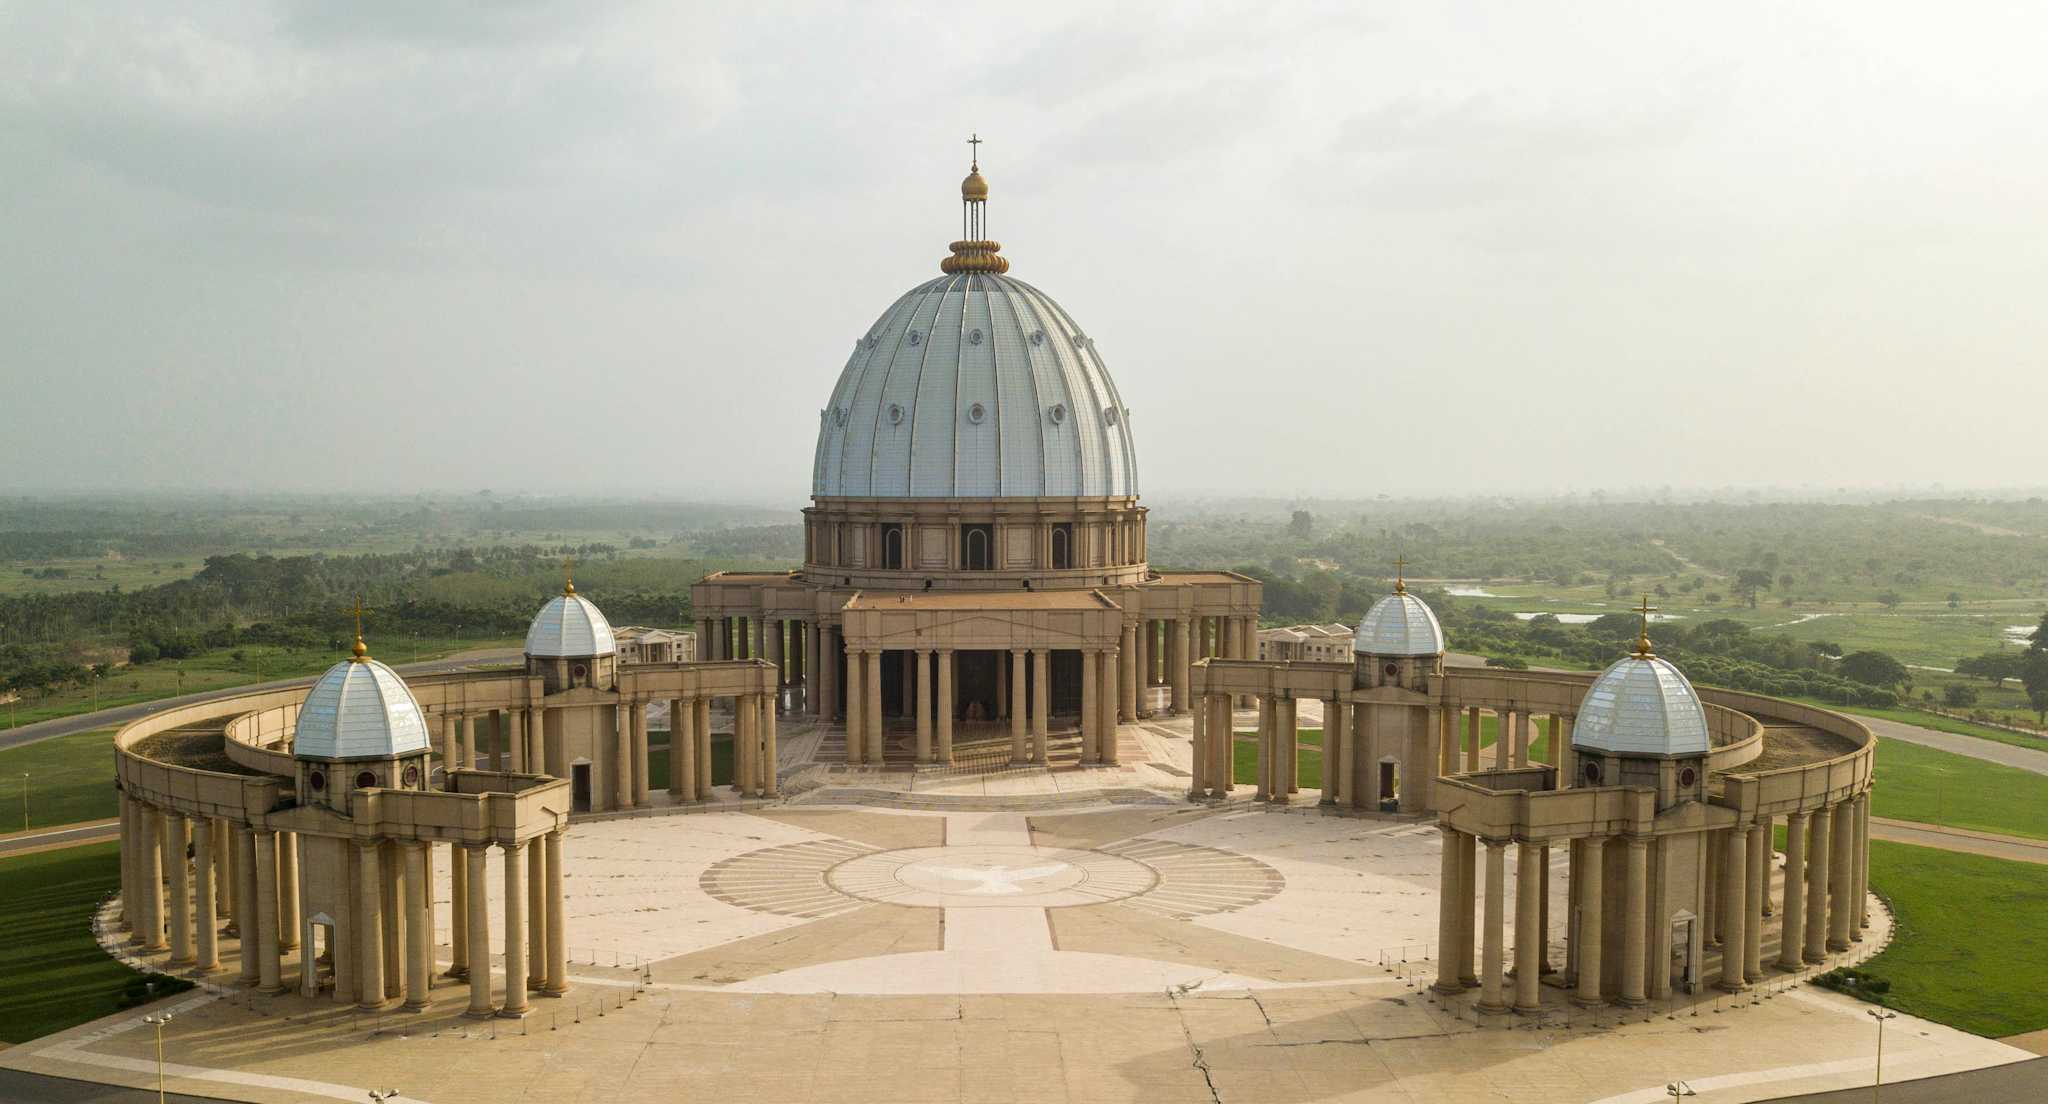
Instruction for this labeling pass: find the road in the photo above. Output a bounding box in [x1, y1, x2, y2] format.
[1855, 712, 2048, 776]
[1869, 816, 2048, 866]
[0, 649, 523, 756]
[0, 819, 118, 858]
[1757, 1056, 2046, 1103]
[0, 1069, 242, 1103]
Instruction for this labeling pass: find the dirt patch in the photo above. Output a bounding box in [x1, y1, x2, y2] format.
[1744, 725, 1860, 773]
[132, 726, 265, 776]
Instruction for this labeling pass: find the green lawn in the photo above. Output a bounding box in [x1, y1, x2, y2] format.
[0, 728, 119, 833]
[0, 842, 179, 1043]
[1858, 839, 2048, 1037]
[1868, 737, 2048, 842]
[647, 734, 736, 790]
[1225, 716, 1557, 789]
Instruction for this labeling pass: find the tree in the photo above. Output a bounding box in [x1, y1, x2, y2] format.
[1839, 650, 1908, 687]
[1288, 510, 1314, 539]
[1877, 591, 1904, 610]
[1734, 569, 1774, 609]
[2032, 612, 2048, 652]
[1956, 651, 2022, 688]
[2024, 650, 2048, 724]
[1943, 684, 1979, 708]
[1946, 591, 1962, 609]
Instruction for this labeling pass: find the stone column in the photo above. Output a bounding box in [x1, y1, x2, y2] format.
[1804, 807, 1832, 962]
[354, 840, 385, 1008]
[449, 840, 470, 979]
[633, 701, 651, 806]
[1779, 811, 1808, 969]
[231, 827, 255, 975]
[1464, 707, 1480, 771]
[767, 618, 785, 695]
[500, 842, 529, 1018]
[1478, 840, 1508, 1012]
[1322, 700, 1346, 806]
[1032, 649, 1051, 764]
[1557, 714, 1577, 787]
[166, 815, 194, 967]
[760, 692, 779, 797]
[1719, 827, 1748, 992]
[461, 713, 478, 771]
[1277, 696, 1298, 800]
[192, 817, 219, 974]
[698, 618, 714, 661]
[275, 831, 299, 955]
[612, 704, 633, 810]
[1213, 694, 1236, 795]
[1254, 695, 1275, 800]
[117, 799, 133, 933]
[864, 650, 884, 764]
[1513, 841, 1543, 1012]
[937, 650, 955, 764]
[733, 693, 756, 795]
[1119, 621, 1138, 721]
[1434, 827, 1465, 994]
[1171, 618, 1190, 714]
[441, 714, 458, 779]
[401, 842, 430, 1010]
[242, 829, 278, 994]
[1854, 793, 1872, 936]
[1828, 801, 1855, 950]
[1189, 692, 1210, 798]
[1102, 647, 1121, 765]
[1456, 833, 1478, 987]
[527, 841, 547, 992]
[1745, 824, 1767, 981]
[1078, 649, 1097, 764]
[1575, 835, 1605, 1006]
[464, 844, 493, 1017]
[844, 648, 864, 764]
[670, 697, 691, 796]
[820, 625, 839, 722]
[1621, 837, 1648, 1005]
[544, 831, 568, 996]
[915, 649, 933, 763]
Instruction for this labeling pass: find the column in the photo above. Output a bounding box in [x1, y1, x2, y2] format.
[937, 650, 955, 765]
[694, 699, 713, 800]
[441, 714, 458, 778]
[1804, 806, 1832, 962]
[508, 709, 526, 773]
[167, 815, 194, 967]
[1719, 827, 1747, 992]
[1101, 648, 1120, 765]
[864, 650, 883, 763]
[612, 704, 633, 810]
[461, 714, 477, 771]
[1478, 840, 1508, 1012]
[1828, 801, 1855, 950]
[544, 831, 568, 996]
[192, 817, 219, 974]
[1621, 837, 1648, 1005]
[500, 842, 529, 1017]
[117, 799, 133, 933]
[698, 618, 715, 661]
[1171, 618, 1191, 714]
[1254, 695, 1275, 800]
[242, 829, 278, 993]
[1745, 824, 1767, 981]
[1276, 697, 1298, 801]
[1854, 793, 1871, 936]
[760, 692, 778, 797]
[669, 698, 691, 796]
[1779, 812, 1808, 970]
[528, 841, 547, 992]
[1076, 649, 1095, 764]
[1322, 700, 1346, 806]
[915, 649, 933, 763]
[448, 840, 470, 978]
[1434, 827, 1465, 994]
[633, 701, 651, 806]
[231, 827, 255, 976]
[277, 832, 301, 954]
[1465, 707, 1481, 771]
[1119, 621, 1138, 721]
[1557, 714, 1577, 787]
[1514, 841, 1543, 1013]
[1032, 649, 1051, 764]
[1190, 691, 1210, 798]
[402, 842, 430, 1010]
[1575, 836, 1605, 1006]
[733, 694, 755, 795]
[355, 840, 385, 1008]
[464, 844, 493, 1017]
[844, 649, 864, 764]
[820, 625, 839, 721]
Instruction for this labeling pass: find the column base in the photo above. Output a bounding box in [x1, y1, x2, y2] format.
[444, 966, 469, 979]
[1512, 1003, 1543, 1015]
[168, 955, 196, 968]
[1570, 994, 1606, 1009]
[1616, 996, 1646, 1008]
[356, 997, 395, 1011]
[462, 1007, 497, 1020]
[188, 964, 223, 978]
[1458, 976, 1479, 989]
[497, 1005, 532, 1019]
[1474, 1000, 1509, 1014]
[402, 1000, 431, 1013]
[257, 985, 286, 996]
[1716, 981, 1747, 994]
[1803, 949, 1826, 964]
[541, 985, 568, 998]
[1430, 981, 1464, 996]
[1826, 939, 1849, 952]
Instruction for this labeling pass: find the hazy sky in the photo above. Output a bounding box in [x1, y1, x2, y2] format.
[4, 2, 2043, 503]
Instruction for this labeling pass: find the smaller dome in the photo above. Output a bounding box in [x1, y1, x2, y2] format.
[1354, 592, 1445, 657]
[1571, 655, 1710, 759]
[526, 592, 617, 658]
[294, 657, 431, 761]
[961, 168, 988, 200]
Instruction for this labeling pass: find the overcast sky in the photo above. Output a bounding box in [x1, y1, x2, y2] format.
[3, 2, 2043, 503]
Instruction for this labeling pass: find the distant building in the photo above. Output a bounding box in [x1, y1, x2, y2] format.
[1258, 623, 1353, 663]
[615, 626, 696, 665]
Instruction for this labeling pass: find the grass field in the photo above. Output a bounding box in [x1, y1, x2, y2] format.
[0, 728, 119, 832]
[1867, 737, 2048, 841]
[0, 842, 175, 1043]
[1, 636, 519, 732]
[647, 735, 736, 790]
[1858, 839, 2048, 1037]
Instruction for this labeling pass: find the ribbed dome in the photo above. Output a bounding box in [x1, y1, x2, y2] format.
[526, 593, 617, 658]
[1353, 592, 1446, 657]
[812, 273, 1139, 498]
[1571, 655, 1710, 759]
[293, 657, 431, 761]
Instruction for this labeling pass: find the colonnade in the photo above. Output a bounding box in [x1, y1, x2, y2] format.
[696, 615, 807, 702]
[434, 834, 567, 1017]
[1433, 792, 1874, 1010]
[1446, 704, 1577, 781]
[120, 798, 295, 992]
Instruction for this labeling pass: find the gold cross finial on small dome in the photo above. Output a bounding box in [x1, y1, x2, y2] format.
[1393, 556, 1408, 595]
[563, 556, 576, 596]
[967, 131, 982, 171]
[945, 135, 1007, 274]
[1633, 594, 1658, 657]
[345, 595, 372, 661]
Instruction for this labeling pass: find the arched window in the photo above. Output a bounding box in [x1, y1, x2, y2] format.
[882, 523, 905, 570]
[963, 525, 993, 570]
[1051, 524, 1073, 570]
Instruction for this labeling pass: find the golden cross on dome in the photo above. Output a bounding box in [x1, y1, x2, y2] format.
[1633, 594, 1658, 657]
[1393, 555, 1408, 594]
[563, 556, 576, 596]
[967, 132, 982, 169]
[344, 595, 372, 661]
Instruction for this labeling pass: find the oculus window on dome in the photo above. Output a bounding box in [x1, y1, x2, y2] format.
[812, 138, 1139, 500]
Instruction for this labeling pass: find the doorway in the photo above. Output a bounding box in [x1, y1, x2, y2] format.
[1378, 758, 1398, 810]
[571, 760, 592, 812]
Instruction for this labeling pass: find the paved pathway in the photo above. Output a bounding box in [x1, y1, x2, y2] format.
[1857, 713, 2048, 776]
[1870, 816, 2048, 865]
[0, 649, 521, 755]
[1755, 1055, 2046, 1103]
[0, 1068, 240, 1103]
[0, 819, 117, 858]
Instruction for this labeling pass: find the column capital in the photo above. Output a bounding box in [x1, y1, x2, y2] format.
[463, 840, 492, 855]
[355, 838, 378, 854]
[937, 647, 954, 657]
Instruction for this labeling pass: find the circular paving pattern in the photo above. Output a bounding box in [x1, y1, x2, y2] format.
[702, 835, 1285, 918]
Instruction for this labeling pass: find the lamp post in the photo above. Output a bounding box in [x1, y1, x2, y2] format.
[1666, 1083, 1696, 1101]
[143, 1011, 174, 1103]
[19, 773, 26, 833]
[1869, 1008, 1898, 1101]
[369, 1090, 403, 1103]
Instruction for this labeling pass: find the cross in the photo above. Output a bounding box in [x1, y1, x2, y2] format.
[344, 595, 372, 659]
[1634, 594, 1658, 655]
[563, 556, 576, 595]
[1392, 555, 1407, 593]
[967, 132, 982, 168]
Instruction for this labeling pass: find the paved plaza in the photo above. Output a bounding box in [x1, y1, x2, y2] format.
[3, 772, 2034, 1103]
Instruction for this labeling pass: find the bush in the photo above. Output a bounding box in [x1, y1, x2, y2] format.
[126, 642, 159, 665]
[1944, 685, 1980, 708]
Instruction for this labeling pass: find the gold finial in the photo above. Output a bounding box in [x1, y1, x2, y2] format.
[346, 595, 371, 661]
[1393, 556, 1408, 595]
[1633, 594, 1658, 657]
[944, 135, 1008, 274]
[563, 556, 576, 596]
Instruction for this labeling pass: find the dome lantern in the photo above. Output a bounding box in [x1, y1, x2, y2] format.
[1570, 598, 1710, 808]
[291, 613, 435, 814]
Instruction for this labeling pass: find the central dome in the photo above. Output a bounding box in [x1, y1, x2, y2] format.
[813, 273, 1138, 499]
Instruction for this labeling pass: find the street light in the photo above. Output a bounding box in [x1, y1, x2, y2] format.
[1666, 1082, 1697, 1101]
[143, 1011, 174, 1103]
[19, 772, 26, 833]
[1869, 1008, 1898, 1101]
[369, 1091, 403, 1103]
